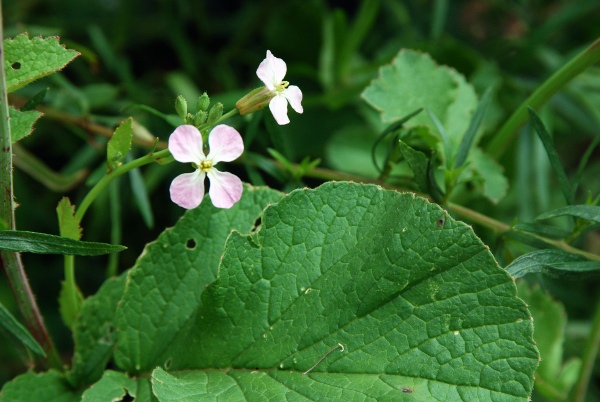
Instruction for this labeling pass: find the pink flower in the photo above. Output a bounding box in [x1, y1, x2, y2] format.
[168, 124, 244, 209]
[256, 50, 303, 125]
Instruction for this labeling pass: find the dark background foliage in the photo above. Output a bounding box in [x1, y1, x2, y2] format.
[2, 0, 600, 398]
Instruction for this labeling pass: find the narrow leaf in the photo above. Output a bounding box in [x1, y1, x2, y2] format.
[427, 108, 452, 168]
[528, 108, 574, 205]
[455, 86, 493, 168]
[4, 34, 79, 93]
[127, 162, 154, 229]
[513, 222, 572, 240]
[573, 134, 600, 194]
[0, 303, 45, 356]
[107, 117, 133, 171]
[56, 197, 82, 240]
[536, 204, 600, 224]
[506, 249, 600, 279]
[0, 230, 126, 255]
[21, 87, 49, 111]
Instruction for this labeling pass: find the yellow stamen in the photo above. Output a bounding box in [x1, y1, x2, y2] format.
[275, 81, 289, 93]
[199, 160, 213, 172]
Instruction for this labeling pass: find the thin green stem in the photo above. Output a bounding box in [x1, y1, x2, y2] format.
[0, 1, 62, 369]
[486, 37, 600, 159]
[75, 148, 171, 221]
[570, 295, 600, 402]
[217, 108, 240, 123]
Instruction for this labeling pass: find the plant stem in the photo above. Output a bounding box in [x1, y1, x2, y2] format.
[75, 148, 171, 221]
[0, 2, 62, 369]
[570, 295, 600, 402]
[486, 37, 600, 159]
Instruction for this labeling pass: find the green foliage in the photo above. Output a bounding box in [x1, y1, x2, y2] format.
[0, 230, 125, 255]
[0, 371, 81, 402]
[152, 183, 537, 400]
[56, 197, 82, 240]
[0, 303, 45, 357]
[80, 370, 137, 401]
[106, 117, 133, 171]
[9, 107, 42, 143]
[3, 34, 79, 93]
[506, 250, 600, 280]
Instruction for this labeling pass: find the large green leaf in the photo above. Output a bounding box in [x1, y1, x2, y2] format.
[362, 49, 477, 162]
[153, 182, 538, 401]
[0, 370, 81, 402]
[4, 34, 79, 93]
[114, 185, 283, 373]
[0, 230, 125, 255]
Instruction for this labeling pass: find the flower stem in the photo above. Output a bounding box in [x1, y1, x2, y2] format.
[75, 148, 172, 221]
[217, 107, 240, 124]
[0, 1, 62, 369]
[486, 37, 600, 159]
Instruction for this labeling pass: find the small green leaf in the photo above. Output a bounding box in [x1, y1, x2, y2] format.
[506, 249, 600, 279]
[107, 117, 133, 171]
[0, 302, 45, 356]
[80, 370, 137, 402]
[0, 370, 81, 402]
[59, 280, 84, 329]
[536, 204, 600, 224]
[362, 49, 477, 162]
[68, 275, 126, 387]
[0, 230, 126, 255]
[4, 34, 79, 93]
[56, 197, 82, 240]
[528, 108, 574, 205]
[9, 107, 43, 143]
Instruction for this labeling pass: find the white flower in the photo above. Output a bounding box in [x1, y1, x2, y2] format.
[168, 124, 243, 209]
[256, 50, 303, 125]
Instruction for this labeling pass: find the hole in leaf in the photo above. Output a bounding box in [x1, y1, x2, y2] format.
[11, 62, 21, 70]
[250, 215, 262, 233]
[436, 218, 444, 227]
[164, 357, 172, 369]
[186, 238, 196, 249]
[118, 392, 134, 402]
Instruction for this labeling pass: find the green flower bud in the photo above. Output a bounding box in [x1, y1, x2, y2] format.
[197, 92, 210, 112]
[194, 110, 208, 127]
[207, 102, 223, 125]
[175, 95, 187, 120]
[235, 86, 275, 115]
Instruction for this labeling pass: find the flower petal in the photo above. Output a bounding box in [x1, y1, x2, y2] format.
[283, 85, 303, 114]
[168, 125, 204, 164]
[256, 50, 287, 90]
[169, 171, 206, 209]
[206, 124, 244, 163]
[269, 95, 290, 125]
[207, 169, 243, 209]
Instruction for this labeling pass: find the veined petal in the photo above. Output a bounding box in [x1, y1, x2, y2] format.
[206, 124, 244, 163]
[256, 50, 287, 90]
[168, 125, 205, 164]
[207, 169, 243, 209]
[283, 85, 303, 114]
[269, 95, 290, 125]
[169, 171, 206, 209]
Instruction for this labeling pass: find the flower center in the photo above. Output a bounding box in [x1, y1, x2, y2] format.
[275, 80, 289, 93]
[199, 160, 213, 172]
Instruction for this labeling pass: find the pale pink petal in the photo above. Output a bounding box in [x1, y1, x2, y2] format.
[169, 171, 206, 209]
[283, 85, 303, 114]
[269, 95, 290, 125]
[256, 50, 287, 90]
[206, 125, 244, 163]
[168, 125, 204, 164]
[207, 169, 243, 209]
